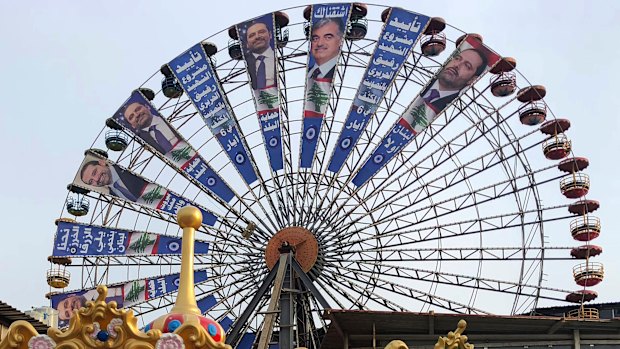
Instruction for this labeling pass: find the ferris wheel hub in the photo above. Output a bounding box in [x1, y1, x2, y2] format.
[265, 227, 319, 273]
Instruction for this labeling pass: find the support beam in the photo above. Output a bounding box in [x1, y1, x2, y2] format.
[573, 329, 580, 349]
[227, 259, 280, 346]
[258, 254, 289, 349]
[291, 258, 330, 308]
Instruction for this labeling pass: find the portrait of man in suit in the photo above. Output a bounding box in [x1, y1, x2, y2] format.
[122, 101, 179, 155]
[421, 48, 489, 114]
[243, 20, 276, 90]
[307, 17, 345, 82]
[79, 159, 147, 202]
[55, 287, 123, 328]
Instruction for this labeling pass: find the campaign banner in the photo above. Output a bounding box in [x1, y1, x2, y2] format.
[328, 8, 429, 173]
[52, 270, 208, 328]
[352, 36, 501, 186]
[72, 152, 217, 226]
[299, 3, 351, 168]
[197, 294, 217, 313]
[53, 220, 209, 257]
[169, 44, 258, 184]
[236, 13, 283, 172]
[112, 90, 234, 203]
[219, 316, 233, 331]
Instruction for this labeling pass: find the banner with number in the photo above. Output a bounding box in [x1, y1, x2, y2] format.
[236, 13, 284, 171]
[169, 44, 258, 184]
[299, 3, 351, 168]
[328, 8, 429, 172]
[353, 36, 501, 186]
[111, 90, 234, 202]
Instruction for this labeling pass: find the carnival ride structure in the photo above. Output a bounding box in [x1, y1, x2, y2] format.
[46, 3, 604, 349]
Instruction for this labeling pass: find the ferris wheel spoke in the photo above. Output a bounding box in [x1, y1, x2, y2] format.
[170, 46, 291, 231]
[198, 267, 269, 319]
[314, 269, 371, 311]
[327, 162, 562, 243]
[334, 246, 574, 262]
[325, 260, 492, 314]
[295, 57, 355, 226]
[337, 259, 571, 302]
[308, 52, 435, 230]
[315, 83, 517, 231]
[274, 51, 297, 226]
[79, 194, 255, 249]
[322, 123, 551, 240]
[328, 204, 570, 251]
[321, 263, 416, 312]
[301, 39, 378, 226]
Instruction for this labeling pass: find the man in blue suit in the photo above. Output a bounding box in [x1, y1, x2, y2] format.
[123, 102, 179, 155]
[79, 159, 147, 201]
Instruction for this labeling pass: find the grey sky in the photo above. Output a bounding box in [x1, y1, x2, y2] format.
[0, 0, 617, 313]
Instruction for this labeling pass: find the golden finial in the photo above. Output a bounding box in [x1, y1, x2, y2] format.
[143, 205, 229, 349]
[170, 205, 202, 315]
[177, 205, 203, 230]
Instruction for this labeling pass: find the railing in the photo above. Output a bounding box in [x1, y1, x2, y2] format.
[566, 307, 599, 319]
[570, 216, 601, 234]
[542, 134, 571, 153]
[573, 262, 604, 278]
[560, 173, 590, 191]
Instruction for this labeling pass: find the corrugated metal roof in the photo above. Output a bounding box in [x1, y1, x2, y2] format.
[0, 301, 49, 334]
[320, 309, 620, 349]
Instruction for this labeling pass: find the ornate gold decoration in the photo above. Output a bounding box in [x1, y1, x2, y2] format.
[47, 285, 161, 349]
[0, 320, 41, 349]
[384, 339, 409, 349]
[0, 206, 231, 349]
[434, 320, 473, 349]
[0, 285, 230, 349]
[382, 321, 473, 349]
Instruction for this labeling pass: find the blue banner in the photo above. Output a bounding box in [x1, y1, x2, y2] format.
[53, 221, 209, 257]
[352, 36, 501, 186]
[328, 8, 429, 173]
[219, 316, 233, 331]
[112, 90, 234, 202]
[51, 270, 208, 328]
[169, 44, 258, 184]
[73, 152, 217, 226]
[237, 13, 284, 171]
[299, 3, 351, 168]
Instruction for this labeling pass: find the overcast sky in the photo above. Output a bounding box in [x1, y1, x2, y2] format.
[0, 0, 618, 313]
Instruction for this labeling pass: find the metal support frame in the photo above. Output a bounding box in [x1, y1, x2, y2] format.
[227, 249, 332, 349]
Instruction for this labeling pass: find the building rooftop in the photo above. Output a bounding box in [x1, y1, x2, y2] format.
[0, 301, 49, 334]
[321, 309, 620, 349]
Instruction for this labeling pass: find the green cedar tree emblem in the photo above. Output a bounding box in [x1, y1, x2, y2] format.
[128, 234, 156, 253]
[141, 186, 164, 205]
[170, 146, 192, 162]
[125, 281, 145, 303]
[257, 90, 279, 109]
[307, 82, 329, 113]
[409, 104, 429, 129]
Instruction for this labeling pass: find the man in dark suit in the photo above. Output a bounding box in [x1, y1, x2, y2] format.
[122, 102, 178, 155]
[80, 159, 147, 201]
[244, 21, 275, 90]
[421, 48, 488, 113]
[307, 17, 345, 81]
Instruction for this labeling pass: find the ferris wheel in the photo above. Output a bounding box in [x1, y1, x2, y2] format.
[46, 3, 604, 348]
